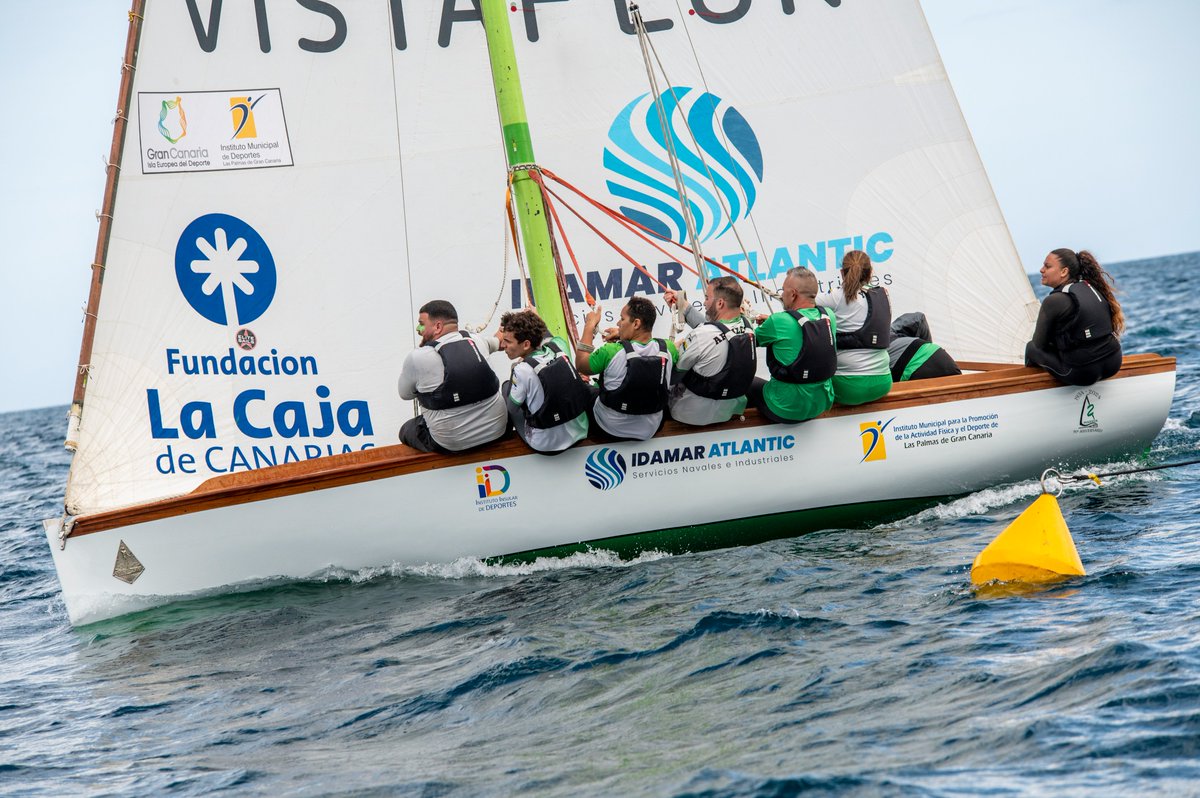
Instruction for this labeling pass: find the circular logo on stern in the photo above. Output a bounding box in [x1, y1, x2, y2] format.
[585, 448, 627, 491]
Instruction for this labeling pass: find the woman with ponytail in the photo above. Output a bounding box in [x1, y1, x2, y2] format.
[1025, 248, 1124, 386]
[816, 250, 893, 405]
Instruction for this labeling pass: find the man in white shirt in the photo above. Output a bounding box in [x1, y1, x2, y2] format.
[662, 276, 757, 426]
[398, 300, 507, 453]
[498, 309, 591, 453]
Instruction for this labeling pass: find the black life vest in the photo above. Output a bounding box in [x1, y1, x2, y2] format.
[680, 321, 757, 400]
[1055, 281, 1115, 350]
[416, 334, 499, 411]
[835, 286, 891, 350]
[598, 339, 671, 415]
[521, 341, 594, 429]
[767, 307, 837, 384]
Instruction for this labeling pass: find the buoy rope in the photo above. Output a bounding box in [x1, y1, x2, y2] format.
[1061, 456, 1200, 485]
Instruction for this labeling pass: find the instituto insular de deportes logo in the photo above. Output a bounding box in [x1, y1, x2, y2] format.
[475, 464, 518, 512]
[475, 465, 510, 498]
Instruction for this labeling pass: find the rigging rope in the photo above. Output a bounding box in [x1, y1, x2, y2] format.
[542, 169, 781, 299]
[630, 2, 778, 311]
[631, 5, 707, 287]
[467, 180, 523, 333]
[505, 177, 532, 307]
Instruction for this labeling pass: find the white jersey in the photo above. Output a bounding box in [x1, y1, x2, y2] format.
[397, 330, 507, 451]
[669, 315, 751, 426]
[816, 289, 890, 377]
[509, 340, 589, 453]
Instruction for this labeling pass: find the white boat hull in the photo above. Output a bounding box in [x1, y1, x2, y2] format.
[45, 367, 1174, 625]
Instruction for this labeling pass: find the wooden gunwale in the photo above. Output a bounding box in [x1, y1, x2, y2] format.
[64, 354, 1175, 540]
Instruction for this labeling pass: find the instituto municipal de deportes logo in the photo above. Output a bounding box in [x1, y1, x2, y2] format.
[476, 465, 510, 498]
[603, 87, 764, 245]
[859, 418, 894, 463]
[157, 96, 187, 144]
[230, 95, 263, 139]
[175, 213, 277, 327]
[585, 448, 627, 491]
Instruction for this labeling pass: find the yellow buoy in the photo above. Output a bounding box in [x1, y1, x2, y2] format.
[970, 493, 1085, 585]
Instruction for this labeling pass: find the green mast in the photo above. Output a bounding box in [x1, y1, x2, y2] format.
[479, 0, 570, 343]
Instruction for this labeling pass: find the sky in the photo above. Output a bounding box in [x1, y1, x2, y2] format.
[1, 0, 1198, 414]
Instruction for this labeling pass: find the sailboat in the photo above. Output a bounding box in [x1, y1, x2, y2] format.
[44, 0, 1175, 625]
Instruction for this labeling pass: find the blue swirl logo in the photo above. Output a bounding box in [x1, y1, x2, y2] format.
[585, 447, 627, 491]
[604, 87, 764, 244]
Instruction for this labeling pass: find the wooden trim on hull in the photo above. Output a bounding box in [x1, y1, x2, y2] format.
[65, 355, 1175, 540]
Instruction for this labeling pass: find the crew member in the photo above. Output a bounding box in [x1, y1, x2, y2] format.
[1025, 248, 1124, 385]
[498, 309, 591, 453]
[817, 249, 893, 405]
[662, 276, 757, 426]
[749, 267, 837, 423]
[887, 312, 962, 382]
[398, 300, 506, 453]
[576, 296, 679, 441]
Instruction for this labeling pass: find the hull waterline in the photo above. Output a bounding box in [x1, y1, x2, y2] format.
[45, 361, 1175, 625]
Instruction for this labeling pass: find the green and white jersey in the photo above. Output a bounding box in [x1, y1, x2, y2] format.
[509, 336, 588, 452]
[588, 338, 679, 440]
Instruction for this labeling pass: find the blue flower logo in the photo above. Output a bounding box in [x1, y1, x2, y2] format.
[604, 87, 764, 244]
[175, 213, 277, 327]
[585, 447, 627, 491]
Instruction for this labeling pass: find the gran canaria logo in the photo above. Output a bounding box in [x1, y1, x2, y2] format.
[859, 418, 894, 463]
[585, 448, 627, 491]
[604, 87, 763, 244]
[157, 96, 187, 144]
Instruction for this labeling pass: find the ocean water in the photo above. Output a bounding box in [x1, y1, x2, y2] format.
[2, 252, 1199, 797]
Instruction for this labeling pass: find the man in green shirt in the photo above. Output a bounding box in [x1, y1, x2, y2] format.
[750, 267, 837, 423]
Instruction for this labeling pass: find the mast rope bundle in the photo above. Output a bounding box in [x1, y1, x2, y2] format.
[466, 178, 524, 333]
[629, 3, 778, 312]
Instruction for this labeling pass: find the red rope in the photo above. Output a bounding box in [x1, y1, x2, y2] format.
[504, 181, 532, 308]
[531, 171, 594, 306]
[539, 180, 671, 293]
[541, 168, 776, 294]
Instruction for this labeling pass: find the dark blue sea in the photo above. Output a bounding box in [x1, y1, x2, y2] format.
[3, 252, 1198, 797]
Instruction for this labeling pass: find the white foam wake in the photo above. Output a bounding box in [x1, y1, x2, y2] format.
[323, 549, 673, 584]
[900, 459, 1165, 526]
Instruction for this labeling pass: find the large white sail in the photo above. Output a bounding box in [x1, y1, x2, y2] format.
[66, 0, 1035, 517]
